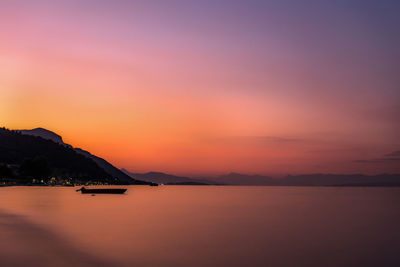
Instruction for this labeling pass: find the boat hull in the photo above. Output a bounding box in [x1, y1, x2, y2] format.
[77, 187, 127, 194]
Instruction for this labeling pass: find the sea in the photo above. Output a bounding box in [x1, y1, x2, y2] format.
[0, 186, 399, 267]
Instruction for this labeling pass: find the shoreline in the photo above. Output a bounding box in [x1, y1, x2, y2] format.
[2, 184, 400, 188]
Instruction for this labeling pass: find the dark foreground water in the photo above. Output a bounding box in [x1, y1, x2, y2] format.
[0, 186, 399, 267]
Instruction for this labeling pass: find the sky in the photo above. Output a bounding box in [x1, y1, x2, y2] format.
[1, 0, 399, 176]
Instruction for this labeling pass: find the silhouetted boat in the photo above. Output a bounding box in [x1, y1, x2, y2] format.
[76, 186, 127, 194]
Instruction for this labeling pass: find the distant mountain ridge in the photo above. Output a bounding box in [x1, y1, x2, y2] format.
[207, 173, 400, 186]
[122, 170, 400, 186]
[282, 173, 400, 186]
[121, 169, 216, 185]
[17, 127, 146, 184]
[212, 172, 276, 185]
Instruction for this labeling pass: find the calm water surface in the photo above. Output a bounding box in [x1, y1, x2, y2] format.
[0, 186, 399, 267]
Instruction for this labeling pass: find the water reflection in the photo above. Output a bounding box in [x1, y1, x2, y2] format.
[0, 210, 116, 267]
[0, 186, 399, 267]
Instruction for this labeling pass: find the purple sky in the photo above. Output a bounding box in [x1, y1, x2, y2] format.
[1, 0, 399, 175]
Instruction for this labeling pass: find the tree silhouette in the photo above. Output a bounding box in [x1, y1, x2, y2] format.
[20, 156, 52, 181]
[0, 163, 14, 178]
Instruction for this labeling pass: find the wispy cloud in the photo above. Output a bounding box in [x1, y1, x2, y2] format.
[354, 150, 400, 163]
[236, 136, 304, 143]
[385, 150, 400, 157]
[205, 135, 305, 145]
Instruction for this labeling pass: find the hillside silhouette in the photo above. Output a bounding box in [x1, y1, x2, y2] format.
[0, 127, 149, 185]
[19, 128, 136, 184]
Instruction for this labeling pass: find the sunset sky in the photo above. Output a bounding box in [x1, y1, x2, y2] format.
[1, 0, 399, 176]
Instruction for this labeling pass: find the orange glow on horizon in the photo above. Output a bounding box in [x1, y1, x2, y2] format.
[1, 1, 399, 175]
